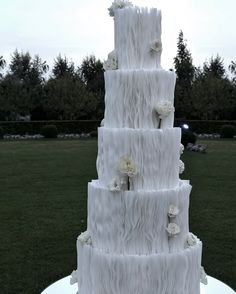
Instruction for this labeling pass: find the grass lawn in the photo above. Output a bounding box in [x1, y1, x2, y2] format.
[0, 139, 235, 293]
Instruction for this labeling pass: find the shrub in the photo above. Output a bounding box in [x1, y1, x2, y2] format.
[41, 125, 58, 139]
[89, 130, 98, 138]
[0, 120, 100, 135]
[0, 126, 4, 139]
[220, 125, 236, 138]
[181, 129, 197, 147]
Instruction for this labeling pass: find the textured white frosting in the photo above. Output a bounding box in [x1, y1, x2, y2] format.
[115, 7, 162, 69]
[104, 69, 176, 129]
[97, 127, 181, 190]
[75, 4, 203, 293]
[77, 240, 202, 294]
[88, 180, 191, 255]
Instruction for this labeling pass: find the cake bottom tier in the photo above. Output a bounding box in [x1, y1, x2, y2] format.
[77, 239, 202, 294]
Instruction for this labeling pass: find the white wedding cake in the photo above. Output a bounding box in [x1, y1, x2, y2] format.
[71, 2, 207, 293]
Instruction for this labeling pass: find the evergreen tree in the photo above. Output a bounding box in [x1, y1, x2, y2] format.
[173, 30, 195, 118]
[79, 55, 105, 119]
[203, 55, 225, 79]
[52, 55, 75, 79]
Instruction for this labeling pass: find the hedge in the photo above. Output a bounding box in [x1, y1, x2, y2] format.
[0, 120, 236, 135]
[175, 120, 236, 134]
[0, 120, 101, 135]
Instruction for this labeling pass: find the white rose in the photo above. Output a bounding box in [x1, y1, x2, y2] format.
[118, 156, 138, 178]
[150, 39, 162, 53]
[100, 118, 105, 127]
[168, 205, 180, 218]
[103, 50, 118, 70]
[166, 223, 180, 237]
[180, 143, 185, 155]
[108, 177, 122, 192]
[70, 270, 78, 285]
[155, 100, 175, 119]
[185, 233, 198, 248]
[179, 160, 185, 174]
[78, 231, 92, 245]
[108, 0, 133, 17]
[200, 266, 208, 285]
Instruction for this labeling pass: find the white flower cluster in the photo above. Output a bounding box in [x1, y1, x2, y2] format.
[70, 269, 78, 285]
[103, 50, 118, 71]
[77, 231, 92, 245]
[168, 205, 180, 218]
[150, 39, 162, 53]
[108, 0, 133, 17]
[155, 100, 175, 119]
[108, 177, 123, 192]
[179, 160, 185, 174]
[185, 232, 198, 248]
[200, 266, 208, 285]
[118, 156, 138, 178]
[180, 143, 185, 155]
[166, 223, 180, 237]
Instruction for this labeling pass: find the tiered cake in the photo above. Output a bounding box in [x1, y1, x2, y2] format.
[72, 2, 207, 293]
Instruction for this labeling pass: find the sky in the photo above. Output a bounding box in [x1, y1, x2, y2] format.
[0, 0, 235, 71]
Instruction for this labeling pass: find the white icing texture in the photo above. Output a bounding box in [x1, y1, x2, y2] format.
[77, 241, 202, 294]
[104, 69, 176, 129]
[88, 180, 191, 254]
[97, 127, 181, 190]
[115, 7, 162, 69]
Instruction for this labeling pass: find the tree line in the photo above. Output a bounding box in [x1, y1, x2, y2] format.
[174, 31, 236, 120]
[0, 31, 236, 121]
[0, 52, 104, 121]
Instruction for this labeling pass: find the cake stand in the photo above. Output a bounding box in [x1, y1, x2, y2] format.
[41, 275, 235, 294]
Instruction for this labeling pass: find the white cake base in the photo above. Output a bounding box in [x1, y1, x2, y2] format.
[76, 241, 202, 294]
[41, 275, 235, 294]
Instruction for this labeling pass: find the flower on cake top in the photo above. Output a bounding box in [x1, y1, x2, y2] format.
[77, 231, 92, 245]
[179, 160, 185, 174]
[168, 205, 180, 218]
[185, 232, 198, 248]
[118, 156, 138, 178]
[200, 266, 208, 285]
[103, 50, 118, 71]
[108, 0, 133, 17]
[180, 143, 185, 155]
[166, 223, 180, 237]
[150, 39, 162, 53]
[155, 100, 175, 119]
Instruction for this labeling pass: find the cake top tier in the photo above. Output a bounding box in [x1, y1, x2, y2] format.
[108, 3, 162, 70]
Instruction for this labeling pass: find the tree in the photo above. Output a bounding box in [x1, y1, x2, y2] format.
[79, 55, 105, 118]
[1, 50, 48, 119]
[45, 76, 98, 120]
[173, 31, 195, 118]
[52, 55, 75, 79]
[203, 55, 225, 79]
[9, 50, 48, 86]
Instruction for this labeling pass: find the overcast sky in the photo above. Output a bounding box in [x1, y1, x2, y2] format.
[1, 0, 235, 71]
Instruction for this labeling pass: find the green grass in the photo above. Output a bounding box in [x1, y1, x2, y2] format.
[0, 139, 235, 293]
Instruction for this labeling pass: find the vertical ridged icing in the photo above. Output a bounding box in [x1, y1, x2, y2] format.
[74, 3, 204, 294]
[104, 69, 176, 129]
[97, 127, 181, 190]
[115, 7, 162, 69]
